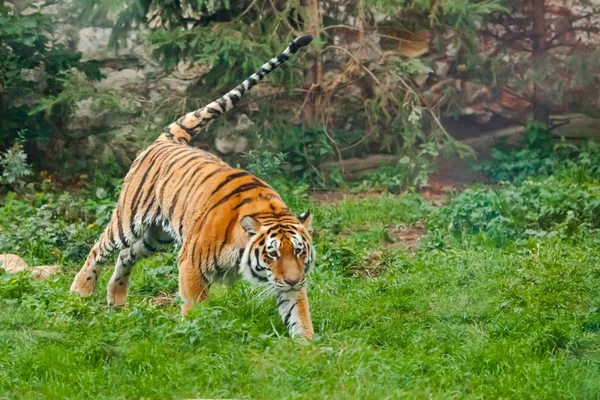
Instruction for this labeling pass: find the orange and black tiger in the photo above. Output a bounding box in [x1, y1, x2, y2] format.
[70, 34, 316, 339]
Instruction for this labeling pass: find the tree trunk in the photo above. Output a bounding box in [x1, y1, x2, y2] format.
[302, 0, 322, 126]
[530, 0, 549, 124]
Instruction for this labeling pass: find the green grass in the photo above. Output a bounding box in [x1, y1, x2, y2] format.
[2, 150, 600, 399]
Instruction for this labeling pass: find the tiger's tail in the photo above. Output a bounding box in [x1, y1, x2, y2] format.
[163, 34, 314, 142]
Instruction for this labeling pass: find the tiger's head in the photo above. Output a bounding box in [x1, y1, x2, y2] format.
[239, 211, 315, 295]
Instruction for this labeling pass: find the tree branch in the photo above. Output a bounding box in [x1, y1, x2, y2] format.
[546, 24, 600, 46]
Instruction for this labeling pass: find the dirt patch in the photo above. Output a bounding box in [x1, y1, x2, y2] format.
[385, 222, 427, 254]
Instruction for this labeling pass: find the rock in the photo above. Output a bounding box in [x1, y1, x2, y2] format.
[20, 67, 44, 83]
[235, 114, 255, 132]
[433, 60, 451, 77]
[215, 135, 249, 155]
[77, 27, 146, 62]
[214, 115, 253, 155]
[69, 98, 99, 130]
[153, 76, 194, 95]
[77, 28, 114, 61]
[30, 265, 61, 280]
[95, 68, 146, 92]
[0, 254, 29, 273]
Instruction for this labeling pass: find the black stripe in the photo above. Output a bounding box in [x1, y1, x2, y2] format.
[141, 197, 156, 226]
[222, 218, 236, 250]
[167, 164, 202, 217]
[176, 121, 195, 136]
[211, 171, 250, 195]
[130, 153, 163, 234]
[208, 180, 269, 212]
[284, 303, 297, 327]
[277, 297, 288, 308]
[249, 265, 267, 282]
[212, 246, 219, 271]
[233, 198, 252, 210]
[229, 93, 240, 104]
[198, 168, 225, 187]
[177, 167, 227, 238]
[216, 98, 227, 112]
[157, 150, 202, 202]
[116, 209, 128, 247]
[171, 166, 204, 235]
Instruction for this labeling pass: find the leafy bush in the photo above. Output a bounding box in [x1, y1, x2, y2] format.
[429, 150, 600, 247]
[0, 190, 115, 265]
[478, 122, 600, 183]
[353, 143, 439, 193]
[0, 130, 32, 189]
[0, 2, 102, 150]
[244, 148, 286, 182]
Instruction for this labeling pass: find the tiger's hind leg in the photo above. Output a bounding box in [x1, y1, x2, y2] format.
[71, 228, 122, 296]
[107, 225, 174, 307]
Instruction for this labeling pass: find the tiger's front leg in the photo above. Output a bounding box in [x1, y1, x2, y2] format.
[178, 249, 210, 317]
[277, 287, 314, 340]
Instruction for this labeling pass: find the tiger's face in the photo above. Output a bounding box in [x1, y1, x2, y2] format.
[239, 212, 315, 295]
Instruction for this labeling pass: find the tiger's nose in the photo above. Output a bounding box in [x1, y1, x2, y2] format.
[284, 278, 300, 287]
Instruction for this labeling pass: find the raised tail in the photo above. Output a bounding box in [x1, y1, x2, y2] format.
[163, 34, 314, 143]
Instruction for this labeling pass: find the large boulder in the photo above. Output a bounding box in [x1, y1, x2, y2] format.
[0, 254, 29, 273]
[30, 265, 62, 280]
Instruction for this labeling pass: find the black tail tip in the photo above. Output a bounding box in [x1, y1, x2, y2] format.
[294, 34, 314, 48]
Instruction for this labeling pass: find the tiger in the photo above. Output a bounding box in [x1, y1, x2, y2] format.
[70, 34, 316, 340]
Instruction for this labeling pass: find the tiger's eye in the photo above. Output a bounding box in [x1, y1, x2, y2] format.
[268, 250, 278, 259]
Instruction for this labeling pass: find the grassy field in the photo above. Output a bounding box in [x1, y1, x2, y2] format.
[2, 143, 600, 399]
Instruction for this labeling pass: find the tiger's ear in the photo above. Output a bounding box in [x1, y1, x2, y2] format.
[241, 216, 261, 236]
[298, 210, 313, 234]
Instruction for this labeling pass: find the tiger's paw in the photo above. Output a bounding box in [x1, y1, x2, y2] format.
[70, 272, 97, 296]
[107, 285, 128, 307]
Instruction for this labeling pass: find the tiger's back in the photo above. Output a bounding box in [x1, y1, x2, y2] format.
[71, 35, 316, 340]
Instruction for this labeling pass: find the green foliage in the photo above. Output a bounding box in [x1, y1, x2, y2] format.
[244, 148, 286, 182]
[353, 143, 440, 193]
[0, 2, 103, 148]
[0, 130, 32, 190]
[276, 126, 336, 186]
[480, 122, 600, 183]
[428, 140, 600, 247]
[0, 189, 114, 265]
